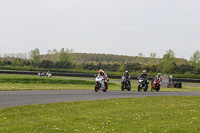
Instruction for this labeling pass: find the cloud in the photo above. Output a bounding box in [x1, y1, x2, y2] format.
[197, 25, 200, 30]
[120, 26, 137, 31]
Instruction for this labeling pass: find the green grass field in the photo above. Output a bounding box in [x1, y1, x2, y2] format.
[0, 74, 118, 91]
[0, 74, 200, 91]
[0, 96, 199, 132]
[0, 74, 200, 132]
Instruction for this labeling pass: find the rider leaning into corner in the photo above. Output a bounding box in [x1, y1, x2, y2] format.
[139, 70, 149, 84]
[98, 69, 109, 85]
[122, 70, 131, 85]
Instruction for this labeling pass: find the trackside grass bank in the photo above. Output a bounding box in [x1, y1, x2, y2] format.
[0, 96, 199, 132]
[0, 75, 95, 84]
[0, 75, 117, 91]
[0, 74, 200, 91]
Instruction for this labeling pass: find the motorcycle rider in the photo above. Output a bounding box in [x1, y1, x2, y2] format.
[154, 73, 162, 86]
[122, 70, 131, 85]
[139, 70, 149, 84]
[46, 71, 50, 77]
[39, 71, 44, 77]
[98, 69, 105, 78]
[103, 70, 109, 81]
[97, 69, 109, 87]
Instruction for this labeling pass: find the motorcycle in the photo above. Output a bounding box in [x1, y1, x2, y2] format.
[138, 77, 148, 92]
[95, 75, 108, 92]
[151, 78, 160, 92]
[46, 73, 52, 77]
[121, 76, 131, 91]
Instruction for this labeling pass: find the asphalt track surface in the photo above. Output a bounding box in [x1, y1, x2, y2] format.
[0, 90, 200, 109]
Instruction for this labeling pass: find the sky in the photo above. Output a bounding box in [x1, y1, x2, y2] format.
[0, 0, 200, 60]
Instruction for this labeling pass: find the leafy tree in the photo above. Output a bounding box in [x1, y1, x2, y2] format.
[163, 62, 178, 74]
[118, 64, 126, 72]
[177, 64, 194, 74]
[161, 49, 177, 73]
[39, 60, 54, 68]
[163, 49, 175, 62]
[24, 60, 31, 66]
[97, 63, 103, 70]
[12, 58, 23, 66]
[58, 48, 70, 62]
[149, 65, 157, 73]
[190, 50, 200, 67]
[109, 63, 120, 72]
[46, 49, 59, 62]
[138, 53, 144, 57]
[150, 53, 157, 58]
[54, 61, 72, 69]
[1, 60, 12, 66]
[125, 63, 141, 72]
[29, 48, 40, 66]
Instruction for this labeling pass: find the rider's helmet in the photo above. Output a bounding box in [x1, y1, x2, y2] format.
[99, 69, 103, 76]
[158, 73, 161, 76]
[143, 70, 147, 74]
[124, 71, 129, 78]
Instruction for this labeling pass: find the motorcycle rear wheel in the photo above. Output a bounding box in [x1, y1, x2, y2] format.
[103, 89, 107, 92]
[127, 84, 131, 91]
[156, 87, 160, 92]
[144, 84, 148, 92]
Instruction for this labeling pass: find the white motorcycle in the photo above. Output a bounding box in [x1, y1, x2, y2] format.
[46, 73, 52, 77]
[95, 75, 108, 92]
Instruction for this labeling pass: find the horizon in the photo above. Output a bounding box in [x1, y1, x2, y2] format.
[0, 50, 189, 61]
[0, 0, 200, 60]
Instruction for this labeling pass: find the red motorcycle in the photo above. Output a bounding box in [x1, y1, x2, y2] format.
[151, 78, 160, 92]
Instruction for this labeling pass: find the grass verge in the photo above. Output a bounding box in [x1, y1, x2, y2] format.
[0, 96, 199, 132]
[0, 74, 117, 91]
[0, 74, 200, 91]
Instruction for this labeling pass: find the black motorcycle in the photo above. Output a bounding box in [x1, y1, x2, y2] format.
[121, 76, 131, 91]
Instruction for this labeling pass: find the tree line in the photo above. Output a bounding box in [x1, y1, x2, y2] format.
[1, 48, 200, 76]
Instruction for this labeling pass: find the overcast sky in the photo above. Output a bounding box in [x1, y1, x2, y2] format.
[0, 0, 200, 60]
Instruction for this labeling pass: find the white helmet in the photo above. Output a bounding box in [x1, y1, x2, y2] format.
[143, 70, 146, 73]
[125, 71, 128, 73]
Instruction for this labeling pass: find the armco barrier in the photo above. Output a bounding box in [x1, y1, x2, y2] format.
[173, 78, 200, 83]
[0, 71, 200, 83]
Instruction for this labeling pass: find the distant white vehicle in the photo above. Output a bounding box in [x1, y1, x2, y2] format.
[47, 73, 52, 77]
[38, 72, 44, 77]
[46, 71, 52, 77]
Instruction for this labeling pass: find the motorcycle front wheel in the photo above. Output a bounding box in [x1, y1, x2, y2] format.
[138, 85, 141, 92]
[121, 83, 125, 91]
[103, 83, 108, 92]
[127, 83, 131, 91]
[95, 84, 99, 92]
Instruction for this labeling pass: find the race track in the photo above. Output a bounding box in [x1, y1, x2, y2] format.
[0, 90, 200, 109]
